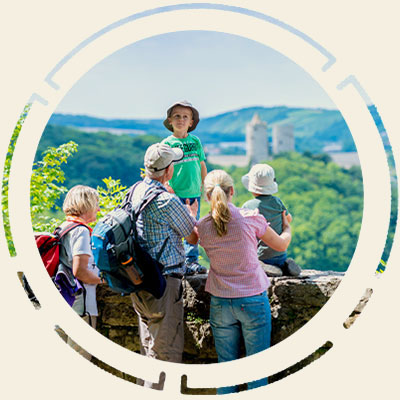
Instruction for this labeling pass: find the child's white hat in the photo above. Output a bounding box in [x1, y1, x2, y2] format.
[163, 100, 200, 132]
[241, 163, 278, 195]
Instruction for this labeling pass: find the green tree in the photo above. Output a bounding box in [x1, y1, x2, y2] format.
[212, 152, 364, 272]
[7, 130, 364, 273]
[2, 114, 127, 257]
[2, 107, 79, 254]
[30, 141, 78, 232]
[96, 177, 128, 219]
[36, 124, 160, 190]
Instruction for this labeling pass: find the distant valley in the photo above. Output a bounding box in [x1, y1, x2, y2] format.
[48, 104, 386, 154]
[39, 105, 388, 189]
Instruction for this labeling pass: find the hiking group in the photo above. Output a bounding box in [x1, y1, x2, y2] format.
[48, 100, 301, 394]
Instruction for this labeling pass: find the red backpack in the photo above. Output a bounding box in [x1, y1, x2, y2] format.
[35, 223, 86, 277]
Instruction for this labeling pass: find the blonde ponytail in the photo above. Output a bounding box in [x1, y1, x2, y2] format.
[204, 170, 234, 236]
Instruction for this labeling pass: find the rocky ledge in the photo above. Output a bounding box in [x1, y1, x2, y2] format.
[96, 269, 345, 363]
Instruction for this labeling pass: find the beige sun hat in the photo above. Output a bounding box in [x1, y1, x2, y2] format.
[241, 163, 278, 195]
[144, 143, 183, 173]
[163, 100, 200, 132]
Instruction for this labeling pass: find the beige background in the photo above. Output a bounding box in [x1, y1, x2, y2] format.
[1, 1, 399, 398]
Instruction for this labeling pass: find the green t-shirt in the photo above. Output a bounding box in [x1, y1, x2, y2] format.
[242, 195, 288, 260]
[161, 134, 205, 198]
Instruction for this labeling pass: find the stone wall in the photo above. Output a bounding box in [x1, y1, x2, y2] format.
[93, 269, 371, 391]
[22, 265, 371, 391]
[96, 269, 344, 364]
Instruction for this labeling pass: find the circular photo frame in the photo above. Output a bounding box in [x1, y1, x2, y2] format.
[3, 3, 398, 398]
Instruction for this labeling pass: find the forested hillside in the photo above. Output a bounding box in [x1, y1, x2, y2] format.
[36, 124, 161, 189]
[36, 125, 364, 272]
[49, 105, 361, 153]
[204, 153, 364, 272]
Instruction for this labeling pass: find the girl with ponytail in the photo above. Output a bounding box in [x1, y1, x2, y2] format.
[197, 169, 291, 394]
[206, 170, 233, 236]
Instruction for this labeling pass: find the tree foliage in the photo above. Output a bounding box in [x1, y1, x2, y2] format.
[96, 177, 128, 219]
[30, 155, 129, 232]
[3, 112, 383, 273]
[36, 124, 160, 190]
[2, 112, 129, 258]
[215, 152, 364, 272]
[30, 141, 78, 232]
[10, 117, 377, 273]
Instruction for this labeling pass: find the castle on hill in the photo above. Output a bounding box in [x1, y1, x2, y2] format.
[246, 113, 295, 165]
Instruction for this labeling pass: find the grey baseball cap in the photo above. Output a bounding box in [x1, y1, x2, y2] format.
[163, 100, 200, 132]
[144, 143, 183, 173]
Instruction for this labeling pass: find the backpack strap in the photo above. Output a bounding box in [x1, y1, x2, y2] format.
[80, 284, 90, 320]
[55, 222, 88, 239]
[121, 180, 167, 216]
[57, 222, 91, 316]
[137, 185, 167, 216]
[120, 181, 142, 211]
[124, 181, 170, 261]
[57, 222, 91, 269]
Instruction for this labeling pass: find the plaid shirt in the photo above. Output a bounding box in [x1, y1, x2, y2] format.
[131, 177, 195, 274]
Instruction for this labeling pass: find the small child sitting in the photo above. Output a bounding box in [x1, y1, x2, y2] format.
[241, 163, 301, 277]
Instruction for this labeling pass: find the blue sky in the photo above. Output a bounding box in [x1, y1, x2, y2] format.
[56, 31, 336, 119]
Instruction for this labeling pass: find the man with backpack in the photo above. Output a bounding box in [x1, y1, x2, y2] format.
[130, 143, 198, 388]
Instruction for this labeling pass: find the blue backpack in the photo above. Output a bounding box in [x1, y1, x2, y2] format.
[91, 182, 168, 299]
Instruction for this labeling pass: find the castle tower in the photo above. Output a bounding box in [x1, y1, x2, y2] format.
[246, 113, 268, 165]
[272, 124, 295, 154]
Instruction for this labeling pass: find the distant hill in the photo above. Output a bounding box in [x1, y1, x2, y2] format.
[48, 105, 386, 154]
[35, 125, 364, 272]
[49, 113, 165, 136]
[49, 106, 357, 152]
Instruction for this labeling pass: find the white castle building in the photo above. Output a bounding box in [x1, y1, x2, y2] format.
[246, 113, 295, 164]
[272, 123, 295, 155]
[245, 113, 268, 164]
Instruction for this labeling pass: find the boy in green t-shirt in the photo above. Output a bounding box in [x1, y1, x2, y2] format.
[161, 100, 207, 274]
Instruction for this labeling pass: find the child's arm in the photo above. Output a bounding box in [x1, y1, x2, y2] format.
[72, 255, 102, 285]
[200, 161, 207, 189]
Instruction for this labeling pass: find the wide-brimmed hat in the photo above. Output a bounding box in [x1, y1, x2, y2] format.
[241, 164, 278, 195]
[144, 143, 183, 173]
[163, 100, 200, 132]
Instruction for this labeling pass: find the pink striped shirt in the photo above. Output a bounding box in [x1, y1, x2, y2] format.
[197, 203, 271, 298]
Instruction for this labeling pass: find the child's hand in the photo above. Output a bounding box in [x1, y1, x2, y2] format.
[186, 199, 198, 219]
